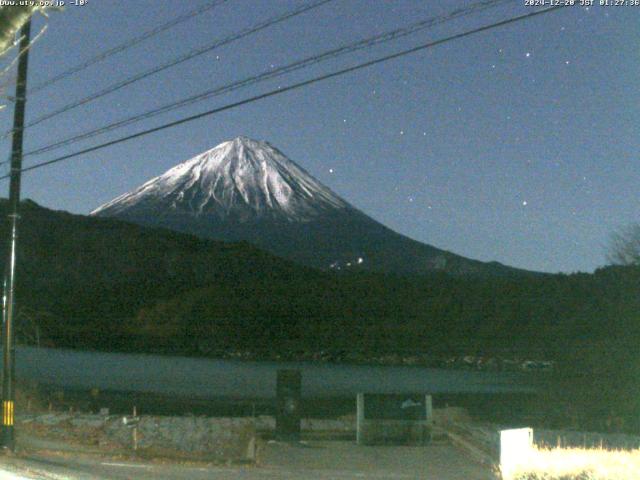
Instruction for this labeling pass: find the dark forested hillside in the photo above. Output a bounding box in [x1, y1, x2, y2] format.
[1, 199, 638, 364]
[2, 199, 640, 427]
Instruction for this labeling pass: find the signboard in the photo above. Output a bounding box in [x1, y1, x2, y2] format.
[363, 394, 428, 421]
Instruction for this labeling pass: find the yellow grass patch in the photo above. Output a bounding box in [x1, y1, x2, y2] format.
[502, 446, 640, 480]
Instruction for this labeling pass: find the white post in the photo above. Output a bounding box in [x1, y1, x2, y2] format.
[132, 406, 138, 451]
[425, 395, 433, 425]
[356, 393, 364, 445]
[500, 427, 533, 479]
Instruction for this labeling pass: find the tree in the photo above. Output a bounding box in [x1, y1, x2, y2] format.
[607, 223, 640, 266]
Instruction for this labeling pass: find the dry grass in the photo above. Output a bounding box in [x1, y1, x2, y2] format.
[502, 446, 640, 480]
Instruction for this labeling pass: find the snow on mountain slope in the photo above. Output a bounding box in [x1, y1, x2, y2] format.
[92, 136, 348, 222]
[92, 136, 528, 277]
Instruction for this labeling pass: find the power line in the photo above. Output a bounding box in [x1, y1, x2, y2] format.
[0, 21, 48, 99]
[27, 0, 229, 94]
[0, 5, 567, 182]
[20, 0, 512, 160]
[1, 0, 334, 140]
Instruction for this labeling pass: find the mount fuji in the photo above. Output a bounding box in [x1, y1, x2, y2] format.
[91, 136, 523, 276]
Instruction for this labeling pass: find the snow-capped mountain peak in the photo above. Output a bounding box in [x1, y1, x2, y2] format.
[91, 136, 348, 222]
[91, 137, 524, 276]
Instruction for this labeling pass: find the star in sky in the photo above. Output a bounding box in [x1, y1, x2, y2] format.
[21, 0, 637, 274]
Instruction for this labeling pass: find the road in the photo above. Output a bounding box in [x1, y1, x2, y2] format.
[0, 440, 496, 480]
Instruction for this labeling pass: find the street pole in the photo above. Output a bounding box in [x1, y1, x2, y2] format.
[2, 19, 31, 451]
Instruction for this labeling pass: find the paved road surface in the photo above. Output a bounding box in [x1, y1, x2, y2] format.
[0, 441, 496, 479]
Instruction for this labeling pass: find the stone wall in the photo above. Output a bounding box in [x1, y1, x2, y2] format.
[18, 413, 256, 462]
[253, 415, 355, 433]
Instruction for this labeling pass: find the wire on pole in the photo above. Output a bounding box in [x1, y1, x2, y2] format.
[16, 0, 512, 161]
[27, 0, 230, 94]
[0, 5, 567, 182]
[0, 0, 335, 141]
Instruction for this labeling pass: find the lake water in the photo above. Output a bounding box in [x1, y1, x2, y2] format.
[14, 346, 535, 400]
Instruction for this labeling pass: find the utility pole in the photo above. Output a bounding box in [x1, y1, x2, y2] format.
[2, 19, 31, 451]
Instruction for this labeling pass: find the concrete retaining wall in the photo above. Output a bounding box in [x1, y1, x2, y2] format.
[253, 415, 355, 433]
[18, 413, 256, 461]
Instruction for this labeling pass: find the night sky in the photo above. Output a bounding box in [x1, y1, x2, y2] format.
[0, 0, 637, 274]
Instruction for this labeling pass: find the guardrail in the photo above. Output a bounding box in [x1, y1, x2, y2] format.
[444, 422, 499, 465]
